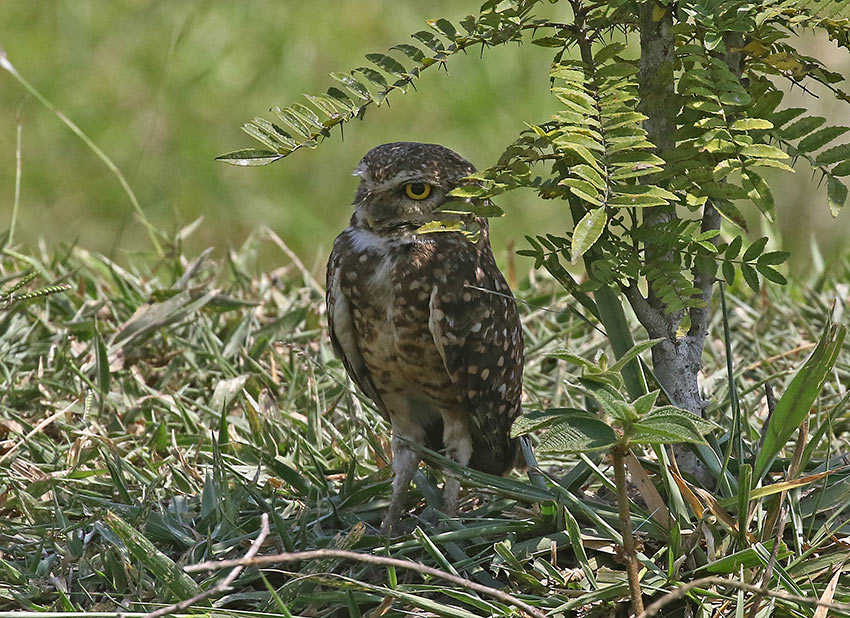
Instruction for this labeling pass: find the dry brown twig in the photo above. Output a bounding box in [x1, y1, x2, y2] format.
[186, 546, 548, 618]
[142, 512, 271, 618]
[638, 575, 850, 618]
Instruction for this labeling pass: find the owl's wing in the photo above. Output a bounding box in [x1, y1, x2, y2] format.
[326, 245, 387, 414]
[427, 242, 524, 474]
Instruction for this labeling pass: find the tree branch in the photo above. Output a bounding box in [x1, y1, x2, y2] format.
[687, 202, 721, 341]
[688, 31, 744, 341]
[638, 575, 850, 618]
[623, 282, 667, 337]
[143, 513, 270, 618]
[185, 547, 548, 618]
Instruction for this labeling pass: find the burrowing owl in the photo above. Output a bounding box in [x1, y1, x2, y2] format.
[326, 142, 524, 531]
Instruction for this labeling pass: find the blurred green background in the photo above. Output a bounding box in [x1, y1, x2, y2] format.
[1, 2, 849, 277]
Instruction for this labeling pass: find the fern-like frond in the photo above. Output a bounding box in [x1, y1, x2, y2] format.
[467, 41, 673, 264]
[218, 1, 547, 166]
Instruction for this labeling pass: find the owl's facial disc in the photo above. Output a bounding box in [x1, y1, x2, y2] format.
[354, 171, 447, 231]
[350, 142, 476, 232]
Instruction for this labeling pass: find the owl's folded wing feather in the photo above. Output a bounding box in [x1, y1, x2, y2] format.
[326, 250, 387, 414]
[427, 246, 524, 475]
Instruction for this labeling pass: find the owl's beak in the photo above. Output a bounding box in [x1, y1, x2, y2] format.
[352, 162, 370, 181]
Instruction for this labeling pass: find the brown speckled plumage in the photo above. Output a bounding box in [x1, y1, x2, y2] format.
[326, 142, 524, 530]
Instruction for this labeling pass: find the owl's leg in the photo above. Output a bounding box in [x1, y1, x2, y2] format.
[442, 418, 473, 516]
[381, 436, 420, 534]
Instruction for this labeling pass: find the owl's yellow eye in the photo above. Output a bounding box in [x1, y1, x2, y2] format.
[404, 182, 432, 200]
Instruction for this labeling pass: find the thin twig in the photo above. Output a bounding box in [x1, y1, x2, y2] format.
[744, 343, 817, 372]
[0, 48, 163, 257]
[747, 505, 788, 618]
[613, 444, 644, 615]
[638, 575, 850, 618]
[0, 400, 77, 464]
[11, 102, 23, 246]
[186, 547, 548, 618]
[263, 225, 325, 295]
[143, 513, 270, 618]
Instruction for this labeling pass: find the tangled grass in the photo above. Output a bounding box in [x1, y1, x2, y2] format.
[1, 232, 849, 617]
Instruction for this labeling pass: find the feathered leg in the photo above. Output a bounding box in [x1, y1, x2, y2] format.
[442, 419, 473, 516]
[381, 436, 420, 534]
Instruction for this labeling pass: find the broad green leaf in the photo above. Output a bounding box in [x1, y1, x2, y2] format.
[701, 182, 748, 200]
[722, 260, 736, 285]
[329, 72, 371, 100]
[415, 220, 465, 234]
[753, 318, 847, 481]
[365, 53, 407, 77]
[720, 90, 751, 106]
[730, 118, 773, 131]
[578, 378, 633, 421]
[594, 42, 626, 64]
[744, 158, 795, 173]
[243, 118, 297, 151]
[426, 18, 460, 39]
[437, 200, 504, 217]
[304, 94, 346, 118]
[831, 159, 850, 176]
[561, 178, 603, 206]
[531, 36, 569, 47]
[827, 176, 848, 216]
[632, 414, 707, 444]
[609, 194, 669, 207]
[713, 159, 741, 181]
[614, 184, 679, 200]
[756, 264, 788, 285]
[354, 66, 388, 87]
[757, 251, 790, 266]
[743, 170, 775, 219]
[797, 126, 850, 154]
[271, 106, 314, 139]
[511, 408, 582, 437]
[715, 199, 749, 230]
[649, 406, 722, 433]
[570, 164, 606, 190]
[725, 236, 743, 260]
[571, 208, 607, 264]
[778, 115, 825, 140]
[560, 144, 601, 169]
[548, 350, 595, 368]
[411, 30, 445, 52]
[555, 89, 596, 112]
[447, 185, 488, 198]
[741, 263, 760, 292]
[743, 236, 769, 262]
[537, 417, 619, 454]
[739, 144, 789, 159]
[390, 43, 425, 63]
[817, 143, 850, 166]
[633, 390, 660, 416]
[769, 106, 805, 129]
[609, 338, 663, 374]
[602, 111, 647, 130]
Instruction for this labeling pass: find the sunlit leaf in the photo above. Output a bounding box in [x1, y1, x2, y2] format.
[570, 208, 607, 264]
[215, 149, 285, 166]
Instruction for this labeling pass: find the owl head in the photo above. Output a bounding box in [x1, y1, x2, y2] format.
[350, 142, 476, 232]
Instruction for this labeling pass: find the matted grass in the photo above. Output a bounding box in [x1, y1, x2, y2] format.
[1, 235, 849, 617]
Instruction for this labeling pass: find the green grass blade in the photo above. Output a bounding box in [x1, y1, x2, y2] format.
[753, 317, 846, 481]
